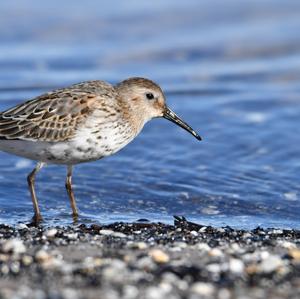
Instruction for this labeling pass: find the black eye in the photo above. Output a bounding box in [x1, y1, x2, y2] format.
[146, 93, 154, 100]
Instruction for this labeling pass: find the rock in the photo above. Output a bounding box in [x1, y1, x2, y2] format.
[22, 255, 33, 266]
[229, 258, 244, 274]
[208, 248, 223, 257]
[61, 288, 80, 299]
[102, 259, 127, 283]
[123, 285, 139, 299]
[191, 282, 215, 297]
[279, 241, 297, 249]
[99, 229, 115, 236]
[289, 249, 300, 261]
[144, 286, 170, 299]
[2, 239, 26, 254]
[199, 227, 207, 233]
[17, 223, 28, 230]
[99, 229, 126, 238]
[136, 256, 156, 271]
[45, 228, 58, 238]
[258, 255, 284, 273]
[35, 250, 52, 263]
[190, 230, 198, 237]
[112, 232, 127, 238]
[149, 249, 170, 264]
[66, 233, 78, 240]
[207, 263, 222, 273]
[217, 288, 231, 299]
[130, 242, 147, 250]
[197, 243, 211, 251]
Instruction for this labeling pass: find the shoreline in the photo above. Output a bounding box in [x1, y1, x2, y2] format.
[0, 217, 300, 299]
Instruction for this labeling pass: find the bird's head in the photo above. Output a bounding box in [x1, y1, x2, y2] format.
[115, 77, 202, 141]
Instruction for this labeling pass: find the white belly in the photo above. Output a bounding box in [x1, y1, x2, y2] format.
[0, 123, 138, 165]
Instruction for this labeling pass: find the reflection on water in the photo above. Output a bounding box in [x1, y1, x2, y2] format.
[0, 0, 299, 228]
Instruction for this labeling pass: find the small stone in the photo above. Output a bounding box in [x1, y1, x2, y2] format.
[208, 248, 223, 257]
[0, 254, 9, 263]
[99, 229, 114, 236]
[112, 232, 127, 238]
[17, 223, 28, 230]
[229, 258, 244, 274]
[197, 243, 210, 251]
[270, 229, 283, 235]
[190, 230, 198, 237]
[102, 259, 127, 283]
[1, 264, 9, 275]
[218, 288, 231, 299]
[145, 286, 167, 299]
[199, 227, 207, 233]
[149, 249, 170, 264]
[207, 263, 222, 273]
[35, 250, 51, 263]
[45, 228, 57, 238]
[243, 232, 252, 238]
[133, 242, 147, 250]
[66, 233, 78, 240]
[61, 288, 79, 299]
[2, 239, 26, 254]
[123, 285, 139, 299]
[279, 241, 296, 249]
[99, 229, 126, 238]
[191, 282, 215, 296]
[258, 255, 284, 273]
[289, 249, 300, 261]
[136, 256, 155, 270]
[22, 255, 33, 266]
[10, 261, 20, 273]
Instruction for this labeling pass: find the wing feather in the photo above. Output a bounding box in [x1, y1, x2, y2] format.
[0, 89, 101, 142]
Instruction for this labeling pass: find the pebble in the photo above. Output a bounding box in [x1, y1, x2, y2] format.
[191, 282, 215, 297]
[229, 258, 244, 274]
[35, 249, 52, 263]
[209, 248, 223, 257]
[99, 229, 115, 236]
[22, 255, 33, 266]
[45, 228, 58, 238]
[289, 249, 300, 261]
[17, 223, 28, 230]
[197, 243, 211, 251]
[190, 230, 198, 237]
[66, 233, 78, 240]
[279, 241, 297, 249]
[149, 249, 170, 264]
[1, 239, 26, 254]
[99, 229, 126, 238]
[258, 255, 284, 273]
[131, 242, 148, 250]
[207, 263, 222, 273]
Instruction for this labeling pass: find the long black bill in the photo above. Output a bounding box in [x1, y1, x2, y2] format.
[163, 107, 202, 141]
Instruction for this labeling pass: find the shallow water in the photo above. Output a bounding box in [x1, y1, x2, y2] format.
[0, 0, 299, 228]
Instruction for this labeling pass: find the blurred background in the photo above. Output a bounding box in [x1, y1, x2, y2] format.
[0, 0, 299, 228]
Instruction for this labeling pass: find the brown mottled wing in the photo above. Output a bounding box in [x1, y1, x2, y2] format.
[0, 89, 99, 142]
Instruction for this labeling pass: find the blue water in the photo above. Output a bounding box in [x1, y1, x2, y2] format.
[0, 0, 299, 228]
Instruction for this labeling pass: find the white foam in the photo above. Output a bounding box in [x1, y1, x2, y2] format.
[283, 192, 298, 201]
[245, 112, 267, 124]
[15, 159, 32, 169]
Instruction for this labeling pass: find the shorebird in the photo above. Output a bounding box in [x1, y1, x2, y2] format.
[0, 78, 201, 222]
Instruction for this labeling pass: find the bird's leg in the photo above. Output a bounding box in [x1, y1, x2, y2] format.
[27, 162, 45, 223]
[65, 165, 79, 219]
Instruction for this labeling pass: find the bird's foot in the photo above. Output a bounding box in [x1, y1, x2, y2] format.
[30, 213, 43, 226]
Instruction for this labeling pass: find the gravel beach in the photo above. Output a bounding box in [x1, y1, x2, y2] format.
[0, 216, 300, 299]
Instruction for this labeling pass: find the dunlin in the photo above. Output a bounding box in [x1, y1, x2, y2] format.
[0, 77, 201, 222]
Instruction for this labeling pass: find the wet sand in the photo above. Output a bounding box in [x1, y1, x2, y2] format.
[0, 216, 300, 299]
